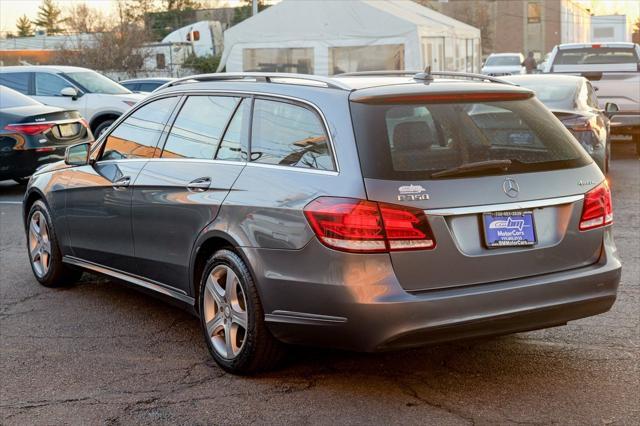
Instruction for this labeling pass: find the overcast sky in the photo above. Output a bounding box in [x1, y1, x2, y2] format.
[1, 0, 638, 36]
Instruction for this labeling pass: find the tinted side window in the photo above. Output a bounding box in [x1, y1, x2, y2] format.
[250, 99, 333, 170]
[216, 98, 249, 162]
[139, 83, 161, 92]
[162, 96, 239, 159]
[35, 73, 71, 96]
[121, 82, 138, 91]
[101, 97, 178, 161]
[0, 73, 30, 94]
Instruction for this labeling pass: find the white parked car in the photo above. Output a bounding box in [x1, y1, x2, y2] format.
[0, 66, 145, 136]
[481, 53, 525, 76]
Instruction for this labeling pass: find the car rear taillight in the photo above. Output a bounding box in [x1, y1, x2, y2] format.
[562, 116, 592, 132]
[4, 123, 54, 135]
[579, 181, 613, 231]
[303, 197, 436, 253]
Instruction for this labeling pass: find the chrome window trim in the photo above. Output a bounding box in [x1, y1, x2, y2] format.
[162, 89, 341, 174]
[94, 158, 149, 164]
[144, 158, 246, 167]
[94, 89, 340, 174]
[424, 194, 584, 216]
[245, 162, 339, 176]
[63, 255, 194, 304]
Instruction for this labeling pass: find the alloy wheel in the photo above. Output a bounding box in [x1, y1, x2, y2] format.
[28, 211, 51, 278]
[203, 264, 248, 359]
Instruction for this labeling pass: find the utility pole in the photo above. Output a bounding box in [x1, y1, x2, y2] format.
[252, 0, 258, 16]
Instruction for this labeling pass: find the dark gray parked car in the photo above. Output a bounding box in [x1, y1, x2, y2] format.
[22, 72, 621, 374]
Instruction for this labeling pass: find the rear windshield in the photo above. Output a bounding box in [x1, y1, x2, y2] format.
[485, 56, 520, 66]
[0, 85, 40, 108]
[350, 97, 591, 180]
[513, 81, 577, 110]
[553, 47, 639, 65]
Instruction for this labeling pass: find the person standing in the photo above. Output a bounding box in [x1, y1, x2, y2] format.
[522, 51, 537, 74]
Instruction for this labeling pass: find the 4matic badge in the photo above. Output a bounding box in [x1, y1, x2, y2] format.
[397, 184, 430, 201]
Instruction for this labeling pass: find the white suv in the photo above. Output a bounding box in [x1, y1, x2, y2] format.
[0, 66, 145, 136]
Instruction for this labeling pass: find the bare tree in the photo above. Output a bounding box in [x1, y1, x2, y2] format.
[164, 0, 201, 10]
[54, 2, 152, 76]
[64, 3, 105, 34]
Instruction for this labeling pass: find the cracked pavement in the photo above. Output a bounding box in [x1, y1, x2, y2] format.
[1, 144, 638, 425]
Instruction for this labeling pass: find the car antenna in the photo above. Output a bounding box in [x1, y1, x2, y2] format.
[413, 66, 434, 83]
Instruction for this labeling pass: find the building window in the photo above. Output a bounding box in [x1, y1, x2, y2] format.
[243, 48, 314, 74]
[527, 2, 541, 24]
[156, 53, 166, 69]
[328, 44, 404, 75]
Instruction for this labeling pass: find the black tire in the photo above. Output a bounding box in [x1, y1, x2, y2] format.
[26, 200, 82, 287]
[93, 119, 115, 138]
[13, 177, 30, 185]
[199, 249, 286, 374]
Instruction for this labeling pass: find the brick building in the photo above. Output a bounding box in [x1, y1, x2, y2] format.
[428, 0, 591, 59]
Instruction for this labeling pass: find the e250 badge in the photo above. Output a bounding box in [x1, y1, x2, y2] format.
[397, 184, 430, 201]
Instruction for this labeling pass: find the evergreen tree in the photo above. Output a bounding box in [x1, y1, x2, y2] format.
[16, 15, 34, 37]
[33, 0, 65, 35]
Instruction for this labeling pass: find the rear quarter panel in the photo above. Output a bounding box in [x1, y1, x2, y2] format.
[218, 89, 366, 250]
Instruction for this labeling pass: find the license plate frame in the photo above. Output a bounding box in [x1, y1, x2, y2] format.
[482, 210, 537, 248]
[58, 123, 78, 138]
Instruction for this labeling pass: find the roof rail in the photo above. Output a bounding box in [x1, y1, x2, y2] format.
[337, 69, 516, 86]
[336, 70, 422, 77]
[158, 72, 352, 91]
[428, 71, 516, 85]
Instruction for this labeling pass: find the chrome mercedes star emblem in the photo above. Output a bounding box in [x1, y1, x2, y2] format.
[503, 178, 519, 198]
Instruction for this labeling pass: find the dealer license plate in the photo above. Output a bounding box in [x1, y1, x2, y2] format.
[483, 211, 536, 248]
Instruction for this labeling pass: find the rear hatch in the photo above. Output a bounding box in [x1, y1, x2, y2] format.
[349, 84, 604, 292]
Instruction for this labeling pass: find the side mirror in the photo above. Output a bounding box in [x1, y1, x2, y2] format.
[64, 142, 91, 166]
[604, 102, 619, 114]
[60, 87, 79, 100]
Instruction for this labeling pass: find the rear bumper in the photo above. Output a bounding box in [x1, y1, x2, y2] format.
[0, 147, 66, 180]
[248, 231, 621, 352]
[609, 113, 640, 136]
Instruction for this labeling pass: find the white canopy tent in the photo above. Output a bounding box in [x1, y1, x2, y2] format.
[217, 0, 481, 76]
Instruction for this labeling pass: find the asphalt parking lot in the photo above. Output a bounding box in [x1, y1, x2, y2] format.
[1, 144, 638, 425]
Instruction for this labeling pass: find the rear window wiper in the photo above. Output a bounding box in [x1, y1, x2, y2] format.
[430, 159, 512, 179]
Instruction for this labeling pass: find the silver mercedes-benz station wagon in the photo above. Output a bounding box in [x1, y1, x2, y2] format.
[23, 71, 621, 374]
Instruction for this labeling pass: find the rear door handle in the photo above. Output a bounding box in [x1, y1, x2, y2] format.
[112, 176, 131, 189]
[186, 176, 211, 192]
